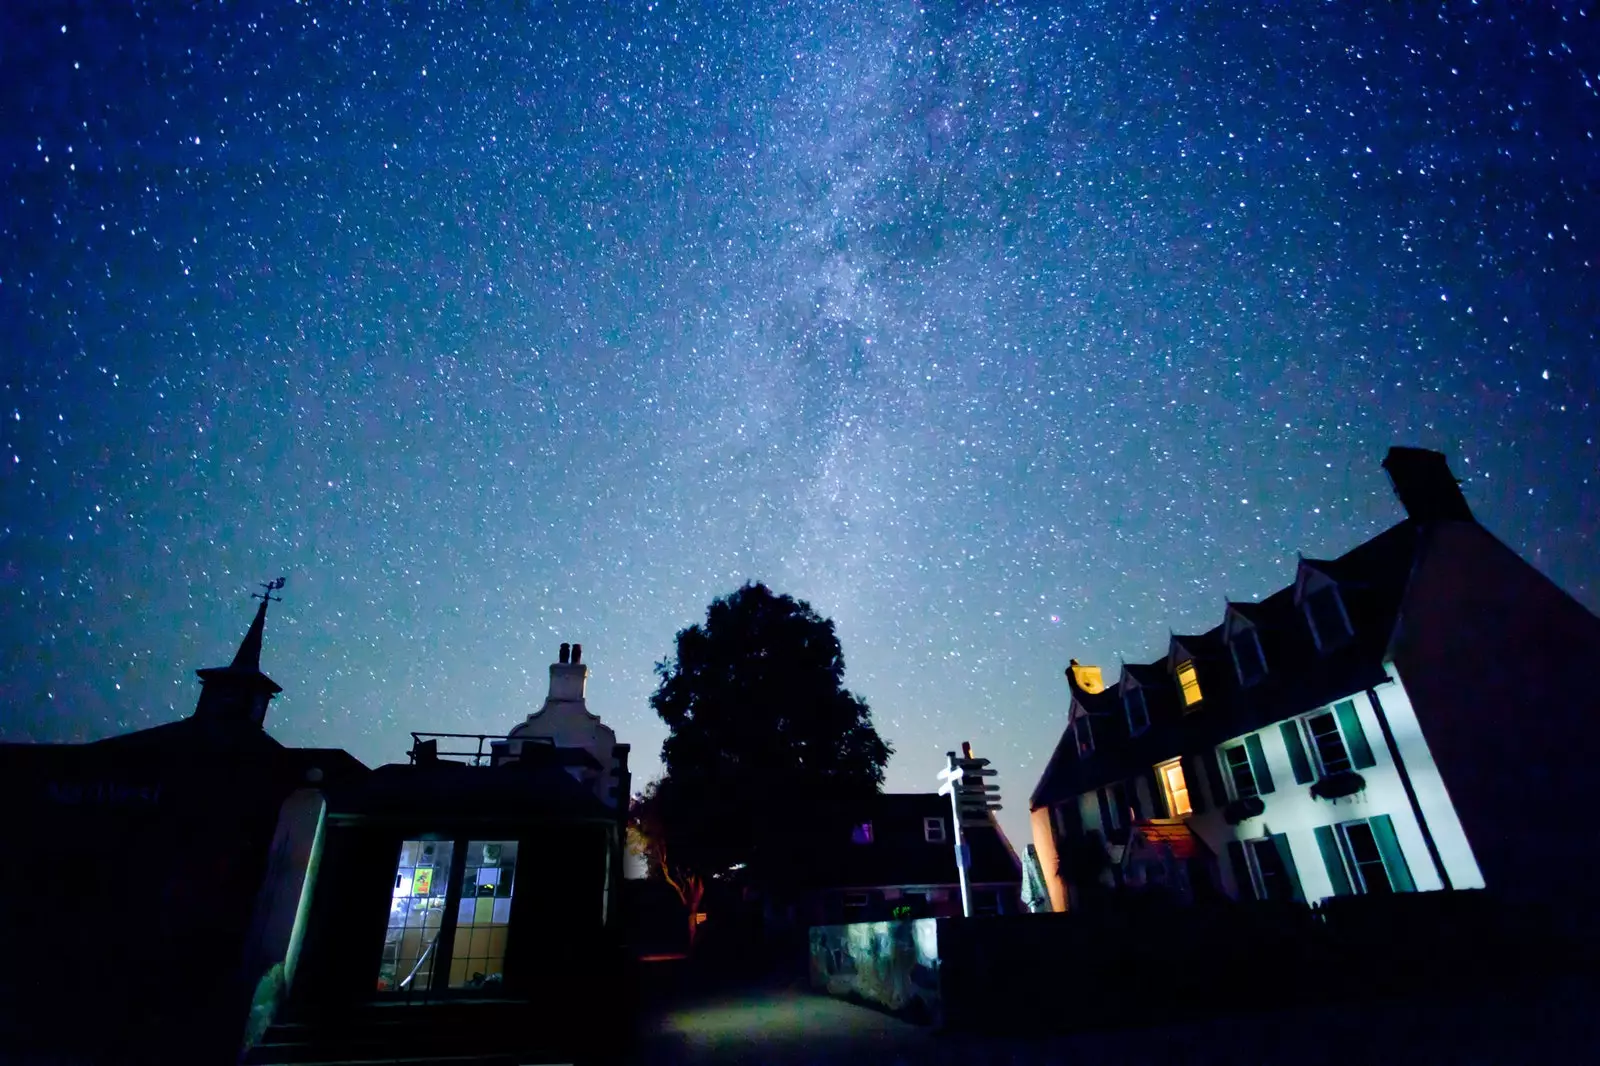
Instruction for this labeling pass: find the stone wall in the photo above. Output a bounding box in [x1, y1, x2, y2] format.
[808, 919, 940, 1024]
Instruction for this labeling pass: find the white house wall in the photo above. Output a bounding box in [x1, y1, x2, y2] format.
[1188, 678, 1453, 902]
[1371, 663, 1486, 890]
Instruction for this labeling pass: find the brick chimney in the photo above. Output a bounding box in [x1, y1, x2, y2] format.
[1382, 447, 1474, 523]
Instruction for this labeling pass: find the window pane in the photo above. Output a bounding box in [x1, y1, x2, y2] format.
[448, 840, 518, 989]
[379, 839, 454, 992]
[1249, 838, 1292, 902]
[1309, 588, 1349, 646]
[1343, 823, 1392, 895]
[1160, 760, 1192, 816]
[1178, 661, 1202, 706]
[1225, 745, 1257, 799]
[1306, 713, 1352, 775]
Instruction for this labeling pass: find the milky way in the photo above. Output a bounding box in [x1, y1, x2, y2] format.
[3, 2, 1596, 847]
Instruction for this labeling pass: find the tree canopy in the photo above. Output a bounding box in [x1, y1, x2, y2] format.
[637, 582, 892, 892]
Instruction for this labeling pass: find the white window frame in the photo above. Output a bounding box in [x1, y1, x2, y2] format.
[1219, 740, 1260, 800]
[1125, 685, 1150, 736]
[1229, 627, 1268, 687]
[1156, 758, 1192, 816]
[1334, 819, 1398, 894]
[1304, 583, 1354, 652]
[923, 816, 947, 844]
[1298, 709, 1353, 776]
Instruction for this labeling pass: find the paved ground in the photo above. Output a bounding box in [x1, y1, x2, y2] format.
[630, 975, 1600, 1065]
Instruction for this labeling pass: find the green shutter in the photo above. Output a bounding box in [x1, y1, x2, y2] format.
[1096, 788, 1114, 837]
[1146, 768, 1169, 819]
[1181, 755, 1209, 814]
[1280, 721, 1314, 784]
[1244, 734, 1275, 794]
[1314, 825, 1353, 896]
[1203, 751, 1228, 812]
[1270, 833, 1305, 903]
[1334, 700, 1376, 770]
[1225, 840, 1255, 900]
[1368, 815, 1416, 892]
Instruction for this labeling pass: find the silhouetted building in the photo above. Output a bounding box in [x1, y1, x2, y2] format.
[1030, 447, 1600, 917]
[0, 594, 630, 1066]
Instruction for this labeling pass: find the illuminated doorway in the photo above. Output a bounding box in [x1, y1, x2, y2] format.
[377, 839, 455, 993]
[449, 840, 518, 990]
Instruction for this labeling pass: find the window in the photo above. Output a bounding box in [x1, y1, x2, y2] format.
[923, 817, 947, 844]
[1074, 714, 1095, 757]
[1157, 759, 1191, 816]
[1107, 780, 1138, 823]
[1303, 711, 1352, 775]
[851, 822, 874, 845]
[1317, 816, 1416, 896]
[377, 839, 455, 993]
[1176, 660, 1202, 707]
[1230, 628, 1267, 686]
[1227, 834, 1304, 903]
[1305, 585, 1352, 651]
[1223, 743, 1258, 799]
[1125, 686, 1150, 735]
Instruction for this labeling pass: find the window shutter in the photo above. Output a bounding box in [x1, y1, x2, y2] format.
[1145, 768, 1169, 819]
[1270, 833, 1305, 903]
[1096, 787, 1114, 838]
[1334, 700, 1376, 770]
[1225, 840, 1255, 901]
[1181, 755, 1209, 814]
[1368, 815, 1416, 892]
[1280, 721, 1314, 784]
[1244, 734, 1275, 794]
[1314, 825, 1353, 896]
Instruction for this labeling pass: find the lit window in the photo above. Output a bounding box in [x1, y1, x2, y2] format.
[923, 817, 947, 844]
[1177, 660, 1202, 707]
[449, 840, 518, 990]
[1231, 628, 1267, 686]
[1125, 686, 1150, 734]
[1158, 758, 1191, 816]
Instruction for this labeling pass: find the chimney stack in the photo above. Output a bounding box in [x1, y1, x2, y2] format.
[1382, 447, 1473, 523]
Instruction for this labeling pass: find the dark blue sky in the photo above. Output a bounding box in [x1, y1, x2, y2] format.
[3, 1, 1595, 846]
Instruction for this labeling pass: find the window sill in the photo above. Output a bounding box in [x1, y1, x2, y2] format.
[1310, 770, 1367, 801]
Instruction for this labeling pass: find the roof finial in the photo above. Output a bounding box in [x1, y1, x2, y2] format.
[253, 576, 285, 604]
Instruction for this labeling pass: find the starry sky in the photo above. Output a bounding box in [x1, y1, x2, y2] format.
[3, 1, 1596, 850]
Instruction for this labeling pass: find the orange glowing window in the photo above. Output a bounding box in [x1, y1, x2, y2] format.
[1159, 759, 1192, 816]
[1177, 660, 1202, 707]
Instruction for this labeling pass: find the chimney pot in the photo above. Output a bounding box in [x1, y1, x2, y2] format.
[572, 643, 582, 664]
[1382, 447, 1473, 523]
[559, 642, 570, 664]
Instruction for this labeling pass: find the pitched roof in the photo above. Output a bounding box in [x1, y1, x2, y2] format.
[1032, 520, 1422, 810]
[783, 792, 1020, 891]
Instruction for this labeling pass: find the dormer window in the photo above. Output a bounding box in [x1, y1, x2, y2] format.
[1074, 714, 1095, 757]
[1124, 686, 1150, 735]
[1176, 660, 1202, 708]
[1231, 627, 1267, 687]
[923, 817, 947, 843]
[1305, 584, 1353, 652]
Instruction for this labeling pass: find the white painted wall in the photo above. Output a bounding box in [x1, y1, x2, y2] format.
[1187, 674, 1464, 901]
[507, 659, 622, 808]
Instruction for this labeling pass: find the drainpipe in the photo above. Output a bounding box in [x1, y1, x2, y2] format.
[1367, 685, 1452, 891]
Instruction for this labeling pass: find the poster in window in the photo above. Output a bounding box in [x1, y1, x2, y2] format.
[413, 866, 434, 896]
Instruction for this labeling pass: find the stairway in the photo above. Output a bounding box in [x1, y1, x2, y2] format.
[242, 1001, 586, 1065]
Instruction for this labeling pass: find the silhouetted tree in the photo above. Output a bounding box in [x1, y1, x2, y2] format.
[641, 582, 892, 937]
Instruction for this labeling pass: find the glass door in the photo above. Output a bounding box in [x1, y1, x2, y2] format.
[376, 839, 455, 994]
[448, 840, 518, 990]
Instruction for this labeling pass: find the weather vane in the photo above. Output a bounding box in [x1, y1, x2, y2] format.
[253, 576, 286, 603]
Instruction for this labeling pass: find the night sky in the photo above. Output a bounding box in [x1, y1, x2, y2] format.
[3, 2, 1596, 849]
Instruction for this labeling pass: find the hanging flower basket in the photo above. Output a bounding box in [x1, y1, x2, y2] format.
[1310, 770, 1367, 801]
[1223, 796, 1266, 825]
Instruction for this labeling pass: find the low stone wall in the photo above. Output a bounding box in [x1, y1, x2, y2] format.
[809, 919, 941, 1024]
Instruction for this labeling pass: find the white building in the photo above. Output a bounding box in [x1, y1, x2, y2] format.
[1029, 447, 1600, 912]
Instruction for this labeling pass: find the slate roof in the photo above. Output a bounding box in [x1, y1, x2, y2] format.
[782, 792, 1021, 891]
[1031, 519, 1422, 810]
